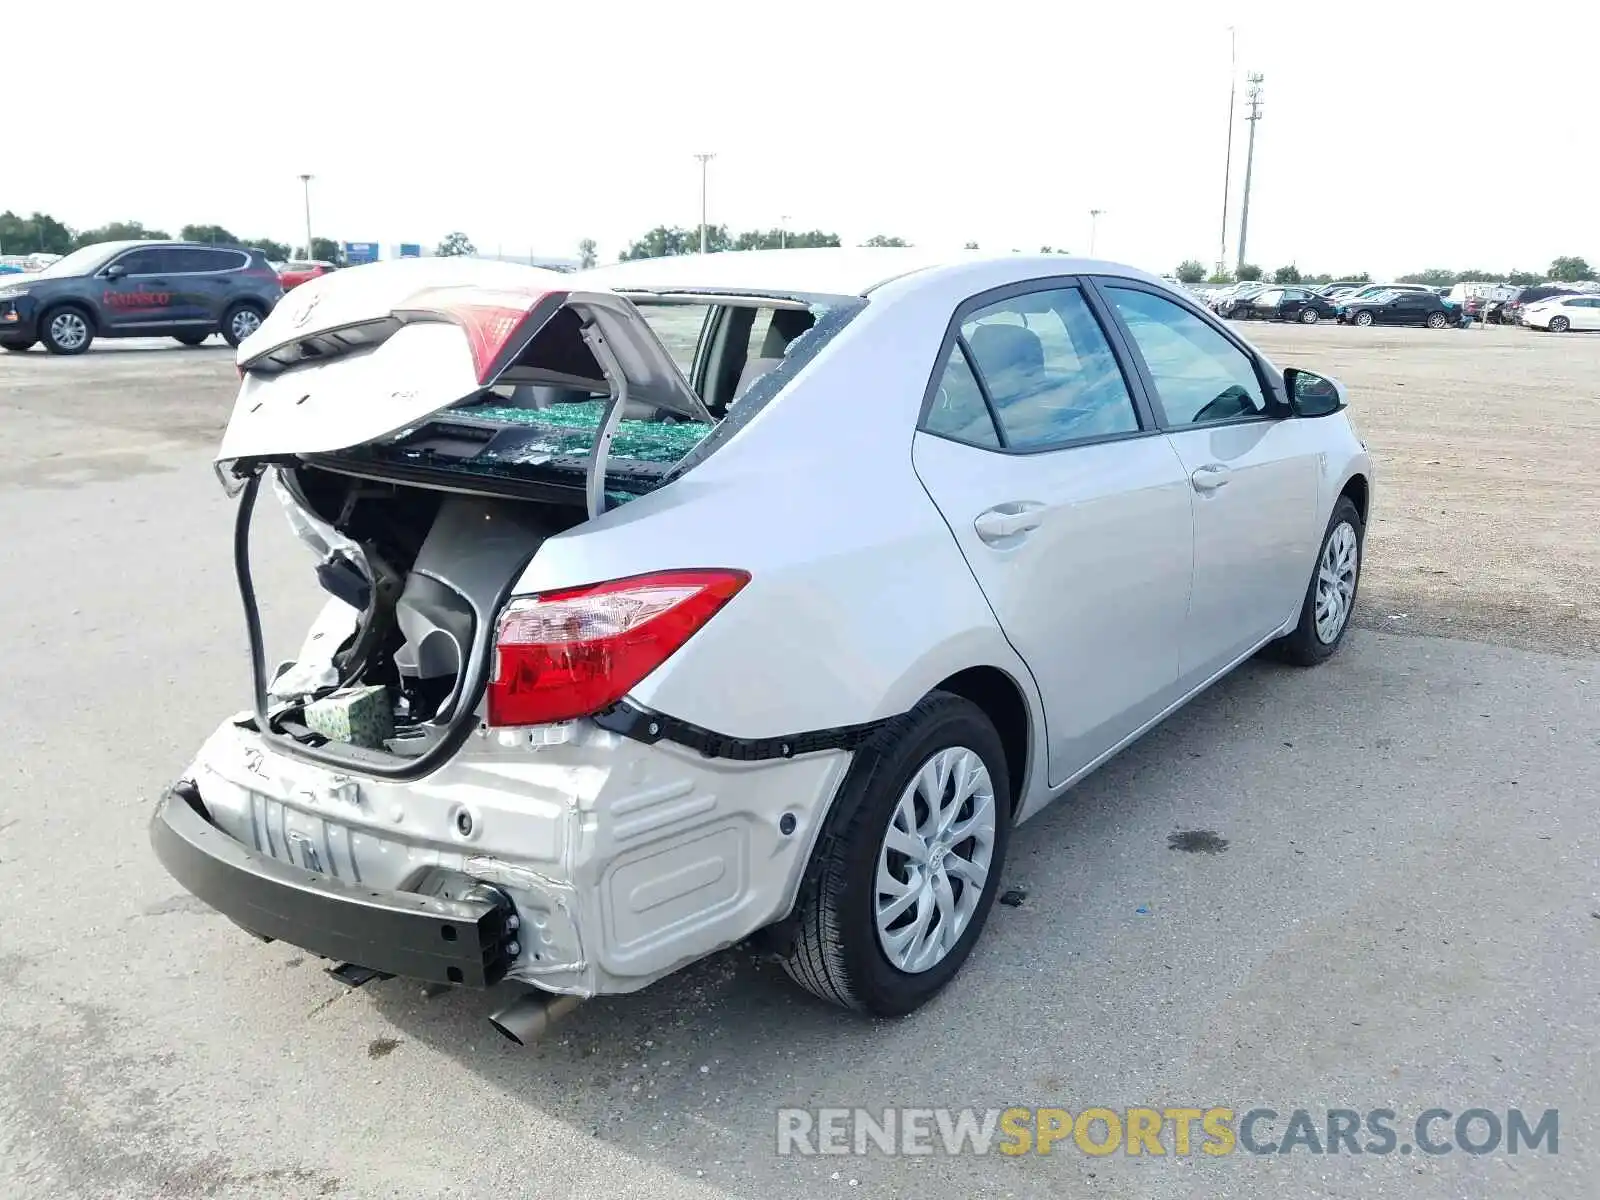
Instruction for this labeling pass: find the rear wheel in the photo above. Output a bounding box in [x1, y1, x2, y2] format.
[1299, 307, 1320, 324]
[0, 336, 35, 352]
[40, 306, 93, 354]
[173, 331, 210, 347]
[1272, 496, 1363, 666]
[1425, 311, 1448, 329]
[1353, 310, 1375, 327]
[1549, 315, 1570, 333]
[221, 302, 264, 347]
[780, 692, 1012, 1016]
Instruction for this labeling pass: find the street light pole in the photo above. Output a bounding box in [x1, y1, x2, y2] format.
[693, 154, 715, 254]
[1236, 74, 1264, 276]
[780, 214, 790, 250]
[1088, 209, 1105, 256]
[1217, 26, 1237, 277]
[299, 174, 315, 260]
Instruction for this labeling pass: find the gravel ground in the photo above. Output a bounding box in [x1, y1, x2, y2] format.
[1242, 322, 1600, 657]
[0, 332, 1595, 1199]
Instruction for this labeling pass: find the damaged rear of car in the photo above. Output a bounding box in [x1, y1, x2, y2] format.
[152, 257, 876, 1038]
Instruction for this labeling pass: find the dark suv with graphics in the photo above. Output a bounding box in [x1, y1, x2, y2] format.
[0, 240, 284, 355]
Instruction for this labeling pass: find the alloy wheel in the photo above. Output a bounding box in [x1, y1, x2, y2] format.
[231, 308, 262, 341]
[50, 311, 88, 350]
[1315, 522, 1359, 644]
[875, 746, 997, 974]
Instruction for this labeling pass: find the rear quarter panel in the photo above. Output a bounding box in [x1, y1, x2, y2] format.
[512, 269, 1047, 785]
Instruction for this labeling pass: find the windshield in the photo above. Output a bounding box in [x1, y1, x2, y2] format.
[32, 244, 121, 279]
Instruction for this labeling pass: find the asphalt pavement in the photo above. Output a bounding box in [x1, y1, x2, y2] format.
[0, 343, 1595, 1199]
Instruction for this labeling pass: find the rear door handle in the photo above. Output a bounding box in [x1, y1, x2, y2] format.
[974, 503, 1044, 543]
[1190, 464, 1232, 492]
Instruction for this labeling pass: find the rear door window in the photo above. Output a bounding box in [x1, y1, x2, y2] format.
[925, 344, 1001, 447]
[950, 286, 1141, 450]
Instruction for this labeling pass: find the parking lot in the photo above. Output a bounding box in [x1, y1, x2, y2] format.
[0, 326, 1596, 1199]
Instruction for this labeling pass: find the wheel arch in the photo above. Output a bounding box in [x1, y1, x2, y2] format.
[1339, 471, 1370, 527]
[927, 664, 1034, 820]
[40, 297, 99, 334]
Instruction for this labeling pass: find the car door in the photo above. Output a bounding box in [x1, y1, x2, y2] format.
[96, 247, 174, 331]
[171, 247, 243, 326]
[911, 280, 1195, 786]
[1092, 279, 1324, 686]
[1571, 297, 1600, 330]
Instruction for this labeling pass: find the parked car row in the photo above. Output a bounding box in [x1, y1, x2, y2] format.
[1199, 281, 1467, 329]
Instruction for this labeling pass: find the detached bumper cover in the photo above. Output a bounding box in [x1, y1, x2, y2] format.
[150, 783, 517, 987]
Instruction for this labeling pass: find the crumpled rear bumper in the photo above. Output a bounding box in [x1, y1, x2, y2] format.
[151, 782, 519, 987]
[156, 716, 852, 997]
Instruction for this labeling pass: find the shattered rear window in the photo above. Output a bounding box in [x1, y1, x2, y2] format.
[316, 293, 862, 505]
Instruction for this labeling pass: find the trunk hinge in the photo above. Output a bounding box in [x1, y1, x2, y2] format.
[579, 322, 630, 522]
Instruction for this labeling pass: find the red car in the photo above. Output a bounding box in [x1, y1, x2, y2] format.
[278, 260, 336, 290]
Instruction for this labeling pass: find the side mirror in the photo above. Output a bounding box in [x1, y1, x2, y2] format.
[103, 263, 127, 280]
[1284, 367, 1347, 417]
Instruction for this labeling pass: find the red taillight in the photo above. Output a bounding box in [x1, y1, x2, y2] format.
[394, 284, 566, 385]
[487, 569, 750, 728]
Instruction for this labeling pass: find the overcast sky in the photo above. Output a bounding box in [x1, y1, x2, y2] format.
[8, 2, 1595, 276]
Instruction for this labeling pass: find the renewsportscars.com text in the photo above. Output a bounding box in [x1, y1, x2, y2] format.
[775, 1106, 1559, 1158]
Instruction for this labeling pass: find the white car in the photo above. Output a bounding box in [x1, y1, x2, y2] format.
[151, 249, 1373, 1040]
[1522, 294, 1600, 332]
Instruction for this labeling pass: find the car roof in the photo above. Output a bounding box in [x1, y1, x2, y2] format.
[577, 247, 1170, 300]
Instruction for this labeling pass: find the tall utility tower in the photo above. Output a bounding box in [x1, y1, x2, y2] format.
[1088, 209, 1105, 255]
[694, 153, 716, 254]
[1235, 73, 1264, 275]
[1216, 27, 1237, 277]
[298, 174, 315, 259]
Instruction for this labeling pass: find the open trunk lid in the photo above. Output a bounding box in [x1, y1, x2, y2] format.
[218, 258, 711, 464]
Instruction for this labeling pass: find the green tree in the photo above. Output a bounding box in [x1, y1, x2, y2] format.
[0, 210, 75, 255]
[618, 225, 731, 259]
[1395, 267, 1456, 286]
[1175, 260, 1207, 284]
[1206, 271, 1234, 284]
[577, 238, 598, 269]
[1236, 263, 1263, 282]
[861, 234, 910, 247]
[1507, 268, 1544, 287]
[243, 237, 292, 262]
[1272, 265, 1303, 284]
[181, 223, 239, 244]
[729, 228, 841, 250]
[436, 231, 477, 257]
[73, 220, 169, 248]
[1548, 256, 1595, 282]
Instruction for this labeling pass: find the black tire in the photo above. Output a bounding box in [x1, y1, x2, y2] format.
[221, 302, 265, 347]
[1352, 310, 1375, 327]
[0, 336, 35, 352]
[780, 692, 1013, 1016]
[1549, 316, 1570, 333]
[1425, 311, 1448, 329]
[1299, 307, 1320, 324]
[1272, 496, 1364, 667]
[39, 305, 94, 355]
[173, 331, 210, 347]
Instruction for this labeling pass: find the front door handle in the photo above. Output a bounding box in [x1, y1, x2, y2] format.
[974, 503, 1044, 543]
[1190, 464, 1232, 492]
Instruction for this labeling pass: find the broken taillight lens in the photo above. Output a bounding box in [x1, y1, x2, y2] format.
[487, 569, 750, 728]
[394, 284, 566, 385]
